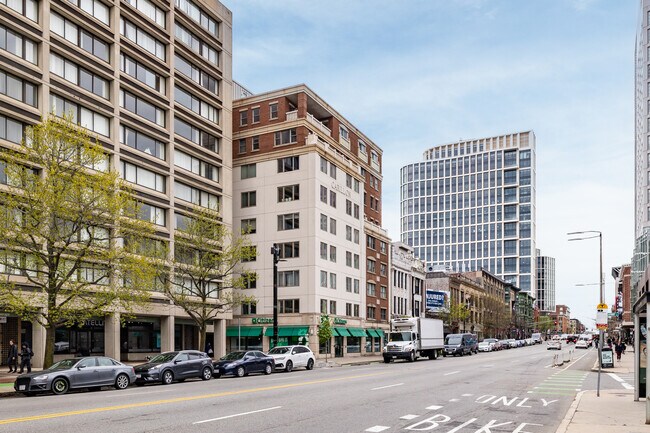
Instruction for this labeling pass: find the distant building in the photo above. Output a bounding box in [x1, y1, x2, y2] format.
[391, 242, 426, 318]
[400, 132, 537, 294]
[536, 250, 556, 312]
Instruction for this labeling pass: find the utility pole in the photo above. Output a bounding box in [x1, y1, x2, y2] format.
[271, 244, 280, 349]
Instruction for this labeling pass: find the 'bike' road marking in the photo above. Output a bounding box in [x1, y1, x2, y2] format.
[0, 371, 389, 425]
[400, 414, 419, 420]
[193, 406, 281, 425]
[371, 383, 404, 390]
[444, 370, 460, 376]
[365, 426, 390, 432]
[426, 405, 443, 410]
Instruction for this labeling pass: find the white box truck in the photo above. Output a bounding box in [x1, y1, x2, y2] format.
[383, 317, 445, 363]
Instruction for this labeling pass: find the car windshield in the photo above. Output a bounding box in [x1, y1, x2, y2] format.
[148, 352, 178, 363]
[49, 359, 78, 370]
[478, 342, 489, 346]
[484, 339, 497, 343]
[446, 336, 462, 345]
[220, 351, 246, 361]
[388, 332, 412, 342]
[268, 347, 290, 354]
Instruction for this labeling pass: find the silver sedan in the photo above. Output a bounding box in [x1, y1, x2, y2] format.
[14, 356, 136, 396]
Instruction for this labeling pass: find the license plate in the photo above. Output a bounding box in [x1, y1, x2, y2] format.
[18, 385, 25, 391]
[136, 374, 141, 379]
[392, 356, 396, 359]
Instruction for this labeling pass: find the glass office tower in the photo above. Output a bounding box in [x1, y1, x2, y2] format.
[400, 131, 536, 293]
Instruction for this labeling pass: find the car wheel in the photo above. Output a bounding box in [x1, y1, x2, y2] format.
[161, 370, 174, 385]
[115, 373, 130, 390]
[383, 357, 391, 363]
[264, 364, 272, 375]
[51, 378, 69, 395]
[306, 359, 314, 370]
[235, 366, 246, 378]
[201, 367, 212, 381]
[408, 350, 416, 362]
[285, 361, 293, 372]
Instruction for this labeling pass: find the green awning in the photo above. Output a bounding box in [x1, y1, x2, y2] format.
[366, 329, 380, 338]
[264, 326, 308, 337]
[347, 327, 367, 337]
[226, 327, 263, 337]
[334, 327, 350, 337]
[331, 327, 340, 337]
[375, 329, 385, 338]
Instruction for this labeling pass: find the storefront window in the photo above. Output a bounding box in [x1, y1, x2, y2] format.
[121, 318, 160, 353]
[347, 336, 360, 353]
[227, 336, 262, 352]
[365, 338, 373, 353]
[374, 337, 382, 353]
[54, 320, 105, 355]
[319, 338, 331, 355]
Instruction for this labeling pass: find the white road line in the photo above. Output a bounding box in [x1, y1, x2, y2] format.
[371, 383, 404, 390]
[461, 393, 473, 397]
[622, 383, 634, 390]
[193, 406, 282, 425]
[400, 414, 419, 420]
[365, 426, 390, 432]
[444, 370, 460, 376]
[607, 373, 625, 383]
[449, 398, 460, 402]
[426, 405, 443, 410]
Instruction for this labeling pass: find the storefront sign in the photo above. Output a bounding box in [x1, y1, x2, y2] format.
[252, 317, 274, 324]
[331, 182, 351, 198]
[426, 290, 447, 311]
[84, 320, 104, 327]
[334, 317, 347, 325]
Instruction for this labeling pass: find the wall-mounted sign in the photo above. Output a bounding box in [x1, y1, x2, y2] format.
[334, 317, 347, 325]
[252, 317, 274, 324]
[425, 290, 448, 311]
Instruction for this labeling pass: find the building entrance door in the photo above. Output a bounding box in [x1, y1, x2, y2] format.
[334, 336, 343, 357]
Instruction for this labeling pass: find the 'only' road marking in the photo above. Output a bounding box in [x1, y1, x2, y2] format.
[0, 371, 389, 426]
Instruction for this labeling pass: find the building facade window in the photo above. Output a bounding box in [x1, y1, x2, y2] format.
[50, 95, 109, 136]
[269, 103, 278, 119]
[278, 184, 299, 202]
[120, 126, 165, 160]
[241, 218, 256, 234]
[174, 181, 220, 209]
[240, 163, 256, 179]
[175, 0, 219, 37]
[174, 117, 220, 153]
[122, 161, 165, 192]
[175, 22, 218, 65]
[51, 53, 108, 99]
[278, 156, 299, 173]
[175, 87, 218, 123]
[121, 90, 165, 127]
[277, 213, 299, 231]
[121, 53, 165, 93]
[139, 203, 166, 226]
[175, 54, 218, 94]
[0, 0, 38, 22]
[278, 270, 299, 287]
[241, 191, 256, 208]
[0, 70, 37, 107]
[252, 107, 260, 123]
[125, 0, 165, 27]
[279, 299, 299, 313]
[278, 241, 299, 259]
[274, 128, 297, 146]
[52, 14, 110, 62]
[0, 24, 37, 64]
[0, 114, 24, 144]
[175, 149, 219, 181]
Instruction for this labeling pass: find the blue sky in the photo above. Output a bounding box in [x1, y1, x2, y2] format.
[221, 0, 637, 327]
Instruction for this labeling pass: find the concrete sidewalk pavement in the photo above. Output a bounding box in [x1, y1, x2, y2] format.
[556, 348, 648, 433]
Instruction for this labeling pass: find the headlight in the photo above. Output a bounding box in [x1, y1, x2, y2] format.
[275, 356, 285, 361]
[225, 363, 236, 368]
[148, 367, 159, 372]
[33, 374, 48, 381]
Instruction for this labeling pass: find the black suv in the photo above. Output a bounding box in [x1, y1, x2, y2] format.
[134, 350, 213, 385]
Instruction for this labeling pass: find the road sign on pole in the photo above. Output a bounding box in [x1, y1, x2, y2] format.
[596, 304, 608, 330]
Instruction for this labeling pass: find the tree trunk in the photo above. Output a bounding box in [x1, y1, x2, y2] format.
[44, 325, 55, 369]
[199, 323, 207, 354]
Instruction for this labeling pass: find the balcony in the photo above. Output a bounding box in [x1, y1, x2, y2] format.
[285, 110, 332, 138]
[307, 133, 359, 173]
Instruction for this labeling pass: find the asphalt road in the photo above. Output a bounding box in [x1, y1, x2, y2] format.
[0, 344, 629, 433]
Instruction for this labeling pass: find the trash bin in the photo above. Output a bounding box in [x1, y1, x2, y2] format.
[601, 347, 614, 368]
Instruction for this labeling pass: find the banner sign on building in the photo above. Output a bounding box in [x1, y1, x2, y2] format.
[425, 290, 448, 311]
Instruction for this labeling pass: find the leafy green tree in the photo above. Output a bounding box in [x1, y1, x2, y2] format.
[159, 205, 257, 353]
[0, 115, 157, 367]
[536, 315, 553, 333]
[318, 314, 333, 361]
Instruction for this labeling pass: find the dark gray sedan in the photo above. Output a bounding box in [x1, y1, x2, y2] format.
[133, 350, 213, 385]
[14, 356, 136, 396]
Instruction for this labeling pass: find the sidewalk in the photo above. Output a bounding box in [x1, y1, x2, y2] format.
[315, 354, 384, 368]
[556, 347, 648, 433]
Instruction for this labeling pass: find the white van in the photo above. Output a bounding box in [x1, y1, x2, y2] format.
[531, 333, 542, 344]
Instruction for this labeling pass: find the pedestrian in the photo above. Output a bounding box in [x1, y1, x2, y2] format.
[6, 339, 18, 373]
[18, 343, 33, 374]
[205, 342, 214, 357]
[615, 342, 623, 361]
[621, 341, 627, 355]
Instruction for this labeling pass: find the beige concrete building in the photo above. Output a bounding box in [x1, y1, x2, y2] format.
[0, 0, 233, 367]
[230, 84, 390, 358]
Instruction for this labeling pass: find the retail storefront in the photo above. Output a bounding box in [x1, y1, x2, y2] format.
[54, 319, 105, 357]
[120, 317, 161, 361]
[226, 326, 263, 352]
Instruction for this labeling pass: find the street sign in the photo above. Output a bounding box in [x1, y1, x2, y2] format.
[596, 308, 608, 330]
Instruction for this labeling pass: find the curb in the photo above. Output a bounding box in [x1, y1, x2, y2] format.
[555, 390, 587, 433]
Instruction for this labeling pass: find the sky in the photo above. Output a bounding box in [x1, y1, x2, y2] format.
[221, 0, 637, 328]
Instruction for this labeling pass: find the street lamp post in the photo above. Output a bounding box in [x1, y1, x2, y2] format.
[271, 244, 280, 349]
[568, 230, 603, 397]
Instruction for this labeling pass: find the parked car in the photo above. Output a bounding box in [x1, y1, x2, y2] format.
[576, 335, 592, 349]
[134, 350, 213, 386]
[213, 350, 274, 378]
[547, 339, 562, 350]
[507, 339, 518, 348]
[498, 339, 511, 349]
[267, 345, 315, 372]
[483, 338, 500, 350]
[478, 341, 492, 352]
[444, 333, 476, 356]
[531, 333, 542, 344]
[14, 356, 135, 396]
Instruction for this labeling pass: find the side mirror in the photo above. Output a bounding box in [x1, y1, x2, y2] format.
[174, 360, 181, 364]
[77, 365, 86, 370]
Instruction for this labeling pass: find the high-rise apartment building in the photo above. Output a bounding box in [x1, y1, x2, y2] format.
[400, 131, 536, 294]
[635, 0, 650, 240]
[230, 84, 389, 358]
[0, 0, 233, 366]
[536, 250, 556, 312]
